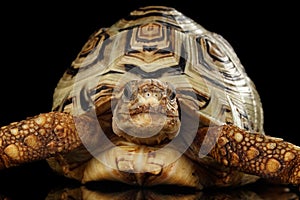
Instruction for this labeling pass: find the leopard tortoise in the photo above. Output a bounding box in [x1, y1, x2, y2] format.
[0, 6, 299, 190]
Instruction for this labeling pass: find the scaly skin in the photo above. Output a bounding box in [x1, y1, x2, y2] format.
[193, 125, 300, 186]
[0, 112, 81, 169]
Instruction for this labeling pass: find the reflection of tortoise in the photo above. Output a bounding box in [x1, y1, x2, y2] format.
[0, 6, 299, 189]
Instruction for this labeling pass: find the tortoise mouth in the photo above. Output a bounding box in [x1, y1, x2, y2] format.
[127, 104, 179, 117]
[128, 112, 178, 129]
[112, 111, 180, 145]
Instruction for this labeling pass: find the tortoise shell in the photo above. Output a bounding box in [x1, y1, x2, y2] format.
[47, 5, 265, 186]
[52, 6, 263, 132]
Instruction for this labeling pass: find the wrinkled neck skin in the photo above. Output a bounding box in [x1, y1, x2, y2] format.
[112, 79, 180, 146]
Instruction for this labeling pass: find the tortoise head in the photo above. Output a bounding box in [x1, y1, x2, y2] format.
[112, 79, 180, 145]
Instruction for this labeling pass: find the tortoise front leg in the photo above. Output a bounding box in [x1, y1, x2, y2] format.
[196, 125, 300, 186]
[0, 112, 82, 169]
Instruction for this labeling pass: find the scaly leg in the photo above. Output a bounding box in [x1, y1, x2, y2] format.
[194, 125, 300, 186]
[0, 112, 81, 169]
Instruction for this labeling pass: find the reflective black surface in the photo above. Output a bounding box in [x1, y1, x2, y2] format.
[0, 162, 299, 200]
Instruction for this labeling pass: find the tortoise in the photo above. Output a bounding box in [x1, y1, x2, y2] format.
[0, 5, 299, 190]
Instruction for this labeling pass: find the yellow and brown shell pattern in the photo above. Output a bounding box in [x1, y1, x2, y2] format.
[53, 6, 263, 134]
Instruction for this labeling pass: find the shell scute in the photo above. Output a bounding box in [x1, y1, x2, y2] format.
[53, 6, 263, 136]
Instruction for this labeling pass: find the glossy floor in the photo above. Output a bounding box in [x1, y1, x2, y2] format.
[0, 161, 298, 200]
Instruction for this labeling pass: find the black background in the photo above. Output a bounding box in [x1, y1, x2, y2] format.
[0, 1, 299, 199]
